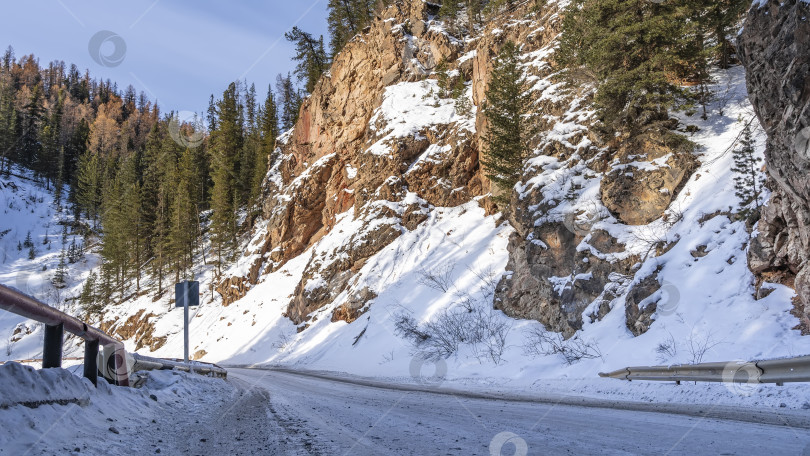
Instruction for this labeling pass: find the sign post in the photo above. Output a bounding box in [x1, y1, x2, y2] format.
[175, 281, 199, 364]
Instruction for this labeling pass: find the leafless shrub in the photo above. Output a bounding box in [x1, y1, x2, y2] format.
[655, 332, 678, 363]
[473, 312, 511, 365]
[524, 327, 603, 365]
[394, 297, 511, 365]
[454, 291, 477, 312]
[630, 225, 671, 262]
[685, 330, 721, 364]
[715, 73, 735, 117]
[417, 264, 455, 293]
[380, 350, 395, 364]
[664, 202, 685, 228]
[272, 331, 293, 352]
[394, 312, 430, 344]
[467, 265, 499, 300]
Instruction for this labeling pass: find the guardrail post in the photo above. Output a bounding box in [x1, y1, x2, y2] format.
[83, 339, 99, 386]
[42, 323, 64, 368]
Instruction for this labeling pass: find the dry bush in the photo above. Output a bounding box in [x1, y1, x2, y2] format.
[523, 327, 603, 365]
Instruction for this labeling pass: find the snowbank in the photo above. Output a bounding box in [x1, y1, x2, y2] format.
[0, 362, 232, 454]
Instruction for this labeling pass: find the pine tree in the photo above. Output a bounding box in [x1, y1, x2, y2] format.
[52, 249, 68, 288]
[731, 124, 764, 220]
[558, 0, 693, 132]
[210, 83, 244, 268]
[0, 73, 17, 175]
[207, 94, 218, 131]
[148, 125, 182, 297]
[76, 149, 102, 227]
[238, 84, 259, 206]
[0, 49, 17, 175]
[435, 61, 450, 98]
[64, 118, 89, 197]
[169, 147, 199, 280]
[328, 0, 356, 56]
[54, 147, 65, 209]
[285, 27, 329, 94]
[276, 73, 302, 131]
[440, 0, 460, 19]
[39, 91, 63, 188]
[67, 238, 83, 263]
[464, 0, 484, 32]
[440, 1, 461, 34]
[327, 0, 368, 56]
[481, 41, 534, 205]
[20, 84, 44, 171]
[79, 271, 100, 316]
[100, 160, 128, 299]
[703, 0, 748, 69]
[326, 0, 392, 56]
[118, 155, 145, 292]
[253, 88, 279, 201]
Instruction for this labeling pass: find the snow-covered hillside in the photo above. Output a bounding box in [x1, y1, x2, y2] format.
[0, 169, 98, 362]
[211, 67, 809, 374]
[30, 64, 803, 409]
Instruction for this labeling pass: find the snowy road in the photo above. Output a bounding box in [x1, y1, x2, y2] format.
[226, 368, 810, 455]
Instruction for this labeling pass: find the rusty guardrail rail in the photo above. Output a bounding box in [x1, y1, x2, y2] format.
[0, 284, 227, 386]
[599, 355, 810, 385]
[0, 283, 129, 386]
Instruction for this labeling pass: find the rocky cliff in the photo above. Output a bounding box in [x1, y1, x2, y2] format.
[216, 0, 700, 337]
[489, 14, 697, 337]
[217, 1, 543, 326]
[739, 0, 810, 333]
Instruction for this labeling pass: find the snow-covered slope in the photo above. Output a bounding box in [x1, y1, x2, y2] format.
[77, 65, 810, 410]
[0, 169, 98, 361]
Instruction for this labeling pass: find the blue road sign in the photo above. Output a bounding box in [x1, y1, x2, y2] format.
[175, 281, 199, 308]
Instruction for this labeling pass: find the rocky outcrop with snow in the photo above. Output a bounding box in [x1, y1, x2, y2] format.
[219, 1, 493, 323]
[738, 0, 810, 333]
[490, 3, 697, 337]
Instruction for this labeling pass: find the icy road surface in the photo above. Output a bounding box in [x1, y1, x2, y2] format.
[225, 368, 810, 455]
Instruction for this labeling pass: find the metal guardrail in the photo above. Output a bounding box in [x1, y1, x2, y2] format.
[132, 354, 228, 378]
[0, 354, 227, 379]
[0, 284, 227, 386]
[0, 284, 128, 386]
[599, 355, 810, 385]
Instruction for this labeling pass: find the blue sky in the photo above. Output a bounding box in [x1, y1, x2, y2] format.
[0, 0, 329, 114]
